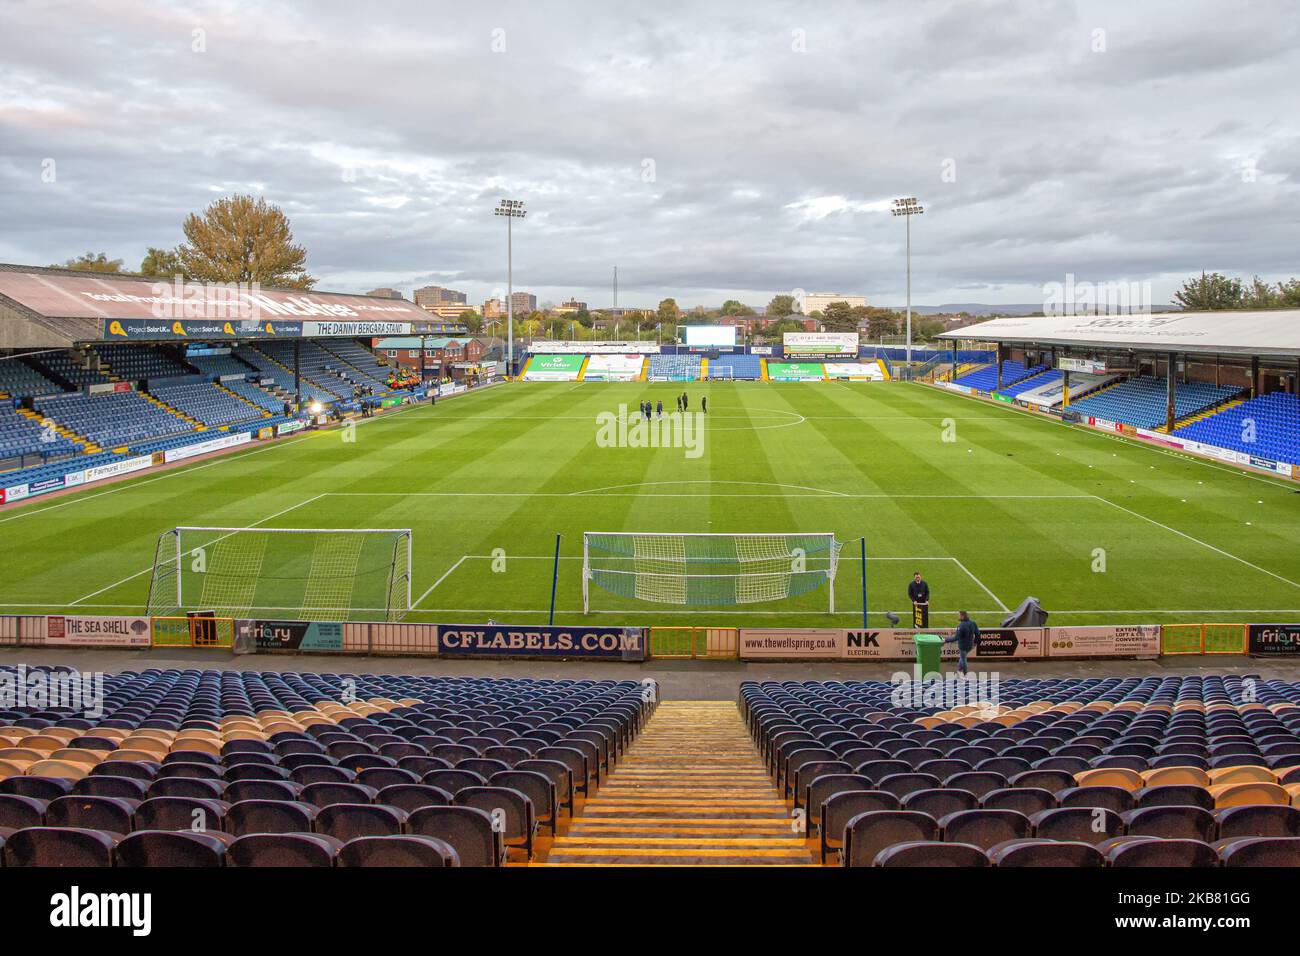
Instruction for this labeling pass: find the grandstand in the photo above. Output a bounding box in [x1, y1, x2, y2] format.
[33, 390, 194, 448]
[0, 403, 79, 461]
[953, 360, 1050, 392]
[1068, 377, 1242, 431]
[149, 381, 271, 428]
[0, 669, 649, 867]
[647, 354, 701, 381]
[1176, 391, 1300, 465]
[707, 354, 762, 380]
[746, 675, 1300, 867]
[0, 359, 61, 399]
[95, 343, 193, 382]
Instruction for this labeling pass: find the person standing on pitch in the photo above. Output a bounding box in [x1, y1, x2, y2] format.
[908, 570, 930, 628]
[701, 395, 707, 414]
[944, 610, 980, 676]
[656, 399, 663, 418]
[682, 391, 689, 410]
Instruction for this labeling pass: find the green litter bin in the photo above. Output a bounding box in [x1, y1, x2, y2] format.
[913, 633, 944, 683]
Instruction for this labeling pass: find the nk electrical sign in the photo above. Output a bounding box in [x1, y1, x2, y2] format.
[437, 624, 647, 660]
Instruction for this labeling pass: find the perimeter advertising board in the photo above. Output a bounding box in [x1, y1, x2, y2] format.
[783, 332, 859, 358]
[842, 628, 1045, 661]
[438, 623, 646, 660]
[521, 353, 585, 381]
[1045, 625, 1160, 657]
[1248, 624, 1300, 657]
[239, 620, 345, 652]
[739, 629, 843, 659]
[45, 615, 152, 647]
[737, 628, 1046, 660]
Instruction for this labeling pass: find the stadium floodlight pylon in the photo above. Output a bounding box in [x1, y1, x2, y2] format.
[145, 527, 412, 622]
[582, 531, 843, 612]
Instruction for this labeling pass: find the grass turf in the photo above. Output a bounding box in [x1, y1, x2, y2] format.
[1, 380, 1299, 628]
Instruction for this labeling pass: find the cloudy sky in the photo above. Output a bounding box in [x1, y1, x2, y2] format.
[1, 0, 1297, 310]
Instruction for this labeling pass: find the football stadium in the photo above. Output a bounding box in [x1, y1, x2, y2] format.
[2, 3, 1297, 934]
[2, 264, 1300, 884]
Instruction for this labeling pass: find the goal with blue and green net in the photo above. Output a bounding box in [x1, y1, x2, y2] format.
[582, 531, 844, 612]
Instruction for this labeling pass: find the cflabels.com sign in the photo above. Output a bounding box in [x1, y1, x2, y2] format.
[438, 624, 647, 660]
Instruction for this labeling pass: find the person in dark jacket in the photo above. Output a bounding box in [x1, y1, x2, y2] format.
[907, 571, 930, 627]
[944, 610, 980, 675]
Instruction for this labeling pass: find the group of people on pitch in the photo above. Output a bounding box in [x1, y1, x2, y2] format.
[638, 392, 708, 420]
[909, 570, 981, 675]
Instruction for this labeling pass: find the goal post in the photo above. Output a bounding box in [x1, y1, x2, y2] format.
[582, 531, 843, 612]
[145, 527, 412, 622]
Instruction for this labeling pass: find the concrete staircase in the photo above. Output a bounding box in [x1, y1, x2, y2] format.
[538, 701, 814, 866]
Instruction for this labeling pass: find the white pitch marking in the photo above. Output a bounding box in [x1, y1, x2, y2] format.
[411, 555, 469, 608]
[1093, 495, 1300, 591]
[950, 557, 1011, 612]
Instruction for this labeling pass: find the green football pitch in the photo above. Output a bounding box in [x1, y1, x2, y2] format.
[2, 380, 1299, 628]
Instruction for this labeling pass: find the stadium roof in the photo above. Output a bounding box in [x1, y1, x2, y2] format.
[0, 263, 463, 349]
[937, 310, 1300, 359]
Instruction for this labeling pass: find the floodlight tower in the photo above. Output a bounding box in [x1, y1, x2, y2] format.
[891, 197, 924, 368]
[494, 198, 526, 375]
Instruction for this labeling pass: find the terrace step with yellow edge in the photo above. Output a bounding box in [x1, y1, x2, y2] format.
[519, 356, 532, 378]
[215, 381, 272, 418]
[877, 358, 890, 381]
[699, 357, 708, 378]
[638, 357, 649, 381]
[536, 701, 814, 867]
[577, 356, 589, 381]
[142, 391, 205, 430]
[1161, 395, 1247, 433]
[760, 358, 769, 381]
[248, 344, 335, 396]
[16, 407, 100, 453]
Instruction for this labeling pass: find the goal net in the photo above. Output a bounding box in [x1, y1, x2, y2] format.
[145, 527, 412, 622]
[583, 532, 843, 611]
[710, 366, 734, 380]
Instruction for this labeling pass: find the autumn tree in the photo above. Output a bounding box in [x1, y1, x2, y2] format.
[53, 252, 123, 273]
[177, 194, 314, 289]
[139, 246, 185, 279]
[765, 293, 799, 317]
[1173, 271, 1243, 311]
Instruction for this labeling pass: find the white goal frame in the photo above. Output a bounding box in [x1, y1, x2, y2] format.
[146, 526, 413, 621]
[581, 531, 841, 613]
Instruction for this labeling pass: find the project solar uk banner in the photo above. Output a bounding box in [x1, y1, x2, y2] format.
[437, 624, 647, 660]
